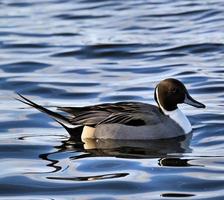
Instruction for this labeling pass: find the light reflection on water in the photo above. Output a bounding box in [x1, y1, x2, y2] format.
[0, 0, 224, 199]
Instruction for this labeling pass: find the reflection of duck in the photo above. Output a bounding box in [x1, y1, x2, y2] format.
[52, 130, 192, 159]
[17, 78, 205, 140]
[37, 132, 192, 178]
[37, 134, 194, 182]
[80, 134, 192, 158]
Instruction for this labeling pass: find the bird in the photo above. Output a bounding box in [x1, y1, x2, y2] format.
[16, 78, 205, 141]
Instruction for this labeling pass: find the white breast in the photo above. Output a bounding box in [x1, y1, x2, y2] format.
[162, 108, 192, 134]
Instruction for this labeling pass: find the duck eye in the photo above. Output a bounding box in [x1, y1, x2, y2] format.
[170, 88, 179, 94]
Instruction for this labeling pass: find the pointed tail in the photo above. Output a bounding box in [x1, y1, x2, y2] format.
[16, 93, 74, 128]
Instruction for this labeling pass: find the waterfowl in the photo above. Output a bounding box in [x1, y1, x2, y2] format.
[17, 78, 205, 140]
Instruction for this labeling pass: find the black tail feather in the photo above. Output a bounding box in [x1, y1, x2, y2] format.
[16, 93, 83, 141]
[16, 93, 71, 126]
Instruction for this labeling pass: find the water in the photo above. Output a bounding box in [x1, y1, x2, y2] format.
[0, 0, 224, 199]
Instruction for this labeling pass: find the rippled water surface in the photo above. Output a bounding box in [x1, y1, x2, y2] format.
[0, 0, 224, 199]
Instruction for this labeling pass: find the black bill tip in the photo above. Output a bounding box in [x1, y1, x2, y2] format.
[184, 94, 206, 108]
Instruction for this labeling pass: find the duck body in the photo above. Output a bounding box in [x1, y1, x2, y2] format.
[78, 102, 185, 140]
[83, 121, 184, 140]
[17, 78, 205, 141]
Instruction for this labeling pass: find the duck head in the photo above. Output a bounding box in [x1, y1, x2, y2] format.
[155, 78, 205, 112]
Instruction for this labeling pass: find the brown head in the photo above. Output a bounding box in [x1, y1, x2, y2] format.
[155, 78, 205, 112]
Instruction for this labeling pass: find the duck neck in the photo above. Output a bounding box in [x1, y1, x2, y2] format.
[162, 108, 192, 134]
[155, 87, 192, 134]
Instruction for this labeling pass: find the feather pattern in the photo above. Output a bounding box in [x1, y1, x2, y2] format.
[17, 94, 163, 128]
[58, 102, 162, 126]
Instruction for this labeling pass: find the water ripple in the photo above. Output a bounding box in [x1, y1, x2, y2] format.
[54, 14, 112, 20]
[0, 0, 224, 199]
[52, 44, 148, 59]
[1, 62, 51, 73]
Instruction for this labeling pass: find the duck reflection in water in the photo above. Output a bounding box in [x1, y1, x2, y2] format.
[37, 135, 196, 184]
[56, 126, 193, 158]
[34, 126, 196, 183]
[39, 126, 193, 174]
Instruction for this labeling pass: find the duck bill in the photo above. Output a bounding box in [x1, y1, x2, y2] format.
[184, 93, 206, 108]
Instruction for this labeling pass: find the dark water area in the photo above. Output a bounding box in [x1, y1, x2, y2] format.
[0, 0, 224, 199]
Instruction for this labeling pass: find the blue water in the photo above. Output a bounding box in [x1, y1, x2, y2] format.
[0, 0, 224, 199]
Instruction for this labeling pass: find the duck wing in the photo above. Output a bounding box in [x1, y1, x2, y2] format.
[58, 102, 161, 127]
[58, 102, 143, 115]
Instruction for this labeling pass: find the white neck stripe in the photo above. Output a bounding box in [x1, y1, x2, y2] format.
[155, 87, 166, 113]
[155, 87, 192, 134]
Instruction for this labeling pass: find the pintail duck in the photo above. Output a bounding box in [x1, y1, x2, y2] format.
[17, 78, 205, 140]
